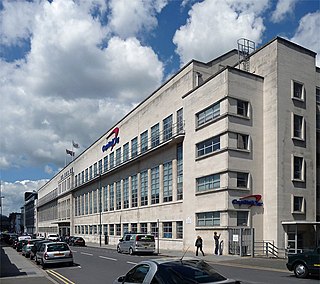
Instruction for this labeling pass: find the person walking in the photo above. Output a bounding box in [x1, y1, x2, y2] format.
[195, 235, 205, 256]
[214, 232, 221, 255]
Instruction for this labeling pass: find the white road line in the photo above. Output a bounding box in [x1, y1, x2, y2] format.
[80, 252, 93, 256]
[127, 261, 138, 265]
[99, 256, 117, 261]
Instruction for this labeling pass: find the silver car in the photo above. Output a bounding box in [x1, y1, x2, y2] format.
[36, 242, 73, 268]
[113, 257, 241, 284]
[117, 233, 155, 255]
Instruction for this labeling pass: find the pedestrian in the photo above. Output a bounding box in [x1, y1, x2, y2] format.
[214, 232, 221, 255]
[195, 235, 205, 256]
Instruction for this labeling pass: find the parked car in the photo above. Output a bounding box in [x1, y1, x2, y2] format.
[117, 233, 155, 255]
[30, 239, 51, 260]
[113, 257, 241, 284]
[69, 237, 85, 246]
[286, 247, 320, 278]
[21, 239, 38, 258]
[47, 234, 60, 241]
[16, 239, 28, 252]
[36, 242, 73, 268]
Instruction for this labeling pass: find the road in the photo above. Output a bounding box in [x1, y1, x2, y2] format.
[39, 246, 318, 284]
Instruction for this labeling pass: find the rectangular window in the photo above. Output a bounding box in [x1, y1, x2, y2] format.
[81, 194, 84, 215]
[140, 170, 148, 206]
[140, 130, 148, 153]
[316, 87, 320, 103]
[89, 191, 93, 214]
[177, 108, 184, 133]
[163, 161, 173, 202]
[115, 148, 121, 166]
[93, 189, 97, 213]
[237, 211, 248, 226]
[103, 185, 108, 211]
[123, 178, 129, 209]
[196, 136, 220, 157]
[237, 100, 249, 117]
[131, 223, 137, 233]
[196, 212, 220, 227]
[293, 81, 304, 100]
[176, 221, 183, 239]
[140, 223, 147, 234]
[151, 222, 158, 237]
[293, 196, 304, 213]
[237, 172, 249, 188]
[85, 193, 89, 214]
[151, 166, 160, 204]
[116, 181, 121, 210]
[197, 103, 220, 127]
[123, 223, 129, 234]
[177, 143, 183, 200]
[123, 143, 129, 162]
[163, 115, 173, 141]
[103, 224, 108, 235]
[109, 152, 114, 169]
[89, 166, 92, 180]
[237, 134, 249, 150]
[89, 225, 93, 234]
[293, 156, 304, 180]
[98, 159, 102, 174]
[196, 174, 220, 192]
[131, 175, 138, 208]
[94, 163, 98, 177]
[93, 225, 97, 234]
[293, 114, 304, 139]
[109, 224, 114, 236]
[131, 137, 138, 158]
[163, 222, 172, 238]
[103, 156, 108, 172]
[109, 184, 114, 211]
[151, 123, 160, 148]
[85, 225, 88, 234]
[116, 224, 121, 236]
[81, 171, 84, 184]
[85, 168, 89, 182]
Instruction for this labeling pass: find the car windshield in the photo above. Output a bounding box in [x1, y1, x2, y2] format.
[160, 260, 227, 283]
[47, 244, 69, 252]
[136, 235, 155, 242]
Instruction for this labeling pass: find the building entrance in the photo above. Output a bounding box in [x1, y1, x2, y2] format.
[228, 228, 253, 256]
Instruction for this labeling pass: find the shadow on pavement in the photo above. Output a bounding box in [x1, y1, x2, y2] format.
[0, 243, 27, 278]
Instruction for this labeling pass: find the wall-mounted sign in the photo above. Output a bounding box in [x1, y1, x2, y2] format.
[232, 194, 263, 207]
[102, 127, 120, 152]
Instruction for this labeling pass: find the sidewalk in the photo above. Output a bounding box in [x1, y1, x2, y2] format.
[86, 242, 288, 272]
[0, 243, 55, 284]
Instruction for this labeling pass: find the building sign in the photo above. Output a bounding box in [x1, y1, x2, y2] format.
[232, 194, 263, 207]
[102, 127, 120, 152]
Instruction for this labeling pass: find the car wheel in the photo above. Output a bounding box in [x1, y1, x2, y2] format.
[129, 247, 134, 255]
[41, 258, 46, 268]
[117, 246, 122, 253]
[294, 262, 309, 278]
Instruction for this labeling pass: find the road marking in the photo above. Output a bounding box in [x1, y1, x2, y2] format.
[127, 261, 138, 265]
[81, 252, 93, 256]
[47, 269, 75, 284]
[99, 255, 117, 261]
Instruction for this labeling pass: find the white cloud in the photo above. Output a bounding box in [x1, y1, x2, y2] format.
[0, 0, 164, 176]
[290, 11, 320, 66]
[108, 0, 167, 38]
[271, 0, 298, 23]
[0, 180, 48, 216]
[173, 0, 268, 65]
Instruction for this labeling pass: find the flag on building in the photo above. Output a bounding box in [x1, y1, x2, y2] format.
[72, 140, 80, 148]
[66, 149, 75, 156]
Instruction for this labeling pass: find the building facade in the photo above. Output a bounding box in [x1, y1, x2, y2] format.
[24, 192, 38, 235]
[37, 37, 320, 256]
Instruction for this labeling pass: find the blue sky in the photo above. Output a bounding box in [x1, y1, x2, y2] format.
[0, 0, 319, 215]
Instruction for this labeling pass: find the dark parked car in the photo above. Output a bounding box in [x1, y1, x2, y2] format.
[21, 239, 38, 258]
[113, 257, 241, 284]
[70, 237, 85, 246]
[36, 242, 73, 268]
[30, 239, 50, 260]
[16, 240, 28, 252]
[286, 247, 320, 278]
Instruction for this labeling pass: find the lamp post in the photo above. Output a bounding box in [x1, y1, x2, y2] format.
[0, 180, 4, 233]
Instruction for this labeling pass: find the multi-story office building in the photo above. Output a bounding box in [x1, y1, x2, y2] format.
[24, 191, 38, 235]
[37, 37, 319, 256]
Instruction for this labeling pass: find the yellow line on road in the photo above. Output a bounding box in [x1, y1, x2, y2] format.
[47, 269, 75, 284]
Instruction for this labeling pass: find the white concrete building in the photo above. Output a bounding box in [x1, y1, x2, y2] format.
[37, 37, 320, 256]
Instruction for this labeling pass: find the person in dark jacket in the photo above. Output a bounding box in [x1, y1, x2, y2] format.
[195, 235, 205, 256]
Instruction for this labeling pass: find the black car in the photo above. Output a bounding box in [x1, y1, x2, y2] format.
[16, 240, 28, 252]
[70, 237, 85, 246]
[286, 247, 320, 278]
[30, 239, 51, 260]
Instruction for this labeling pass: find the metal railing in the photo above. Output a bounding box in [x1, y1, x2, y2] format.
[254, 241, 280, 258]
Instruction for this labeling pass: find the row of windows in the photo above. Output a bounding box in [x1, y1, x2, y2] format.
[74, 109, 184, 188]
[74, 155, 183, 216]
[74, 221, 184, 239]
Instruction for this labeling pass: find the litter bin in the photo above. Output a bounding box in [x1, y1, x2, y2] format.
[104, 234, 108, 245]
